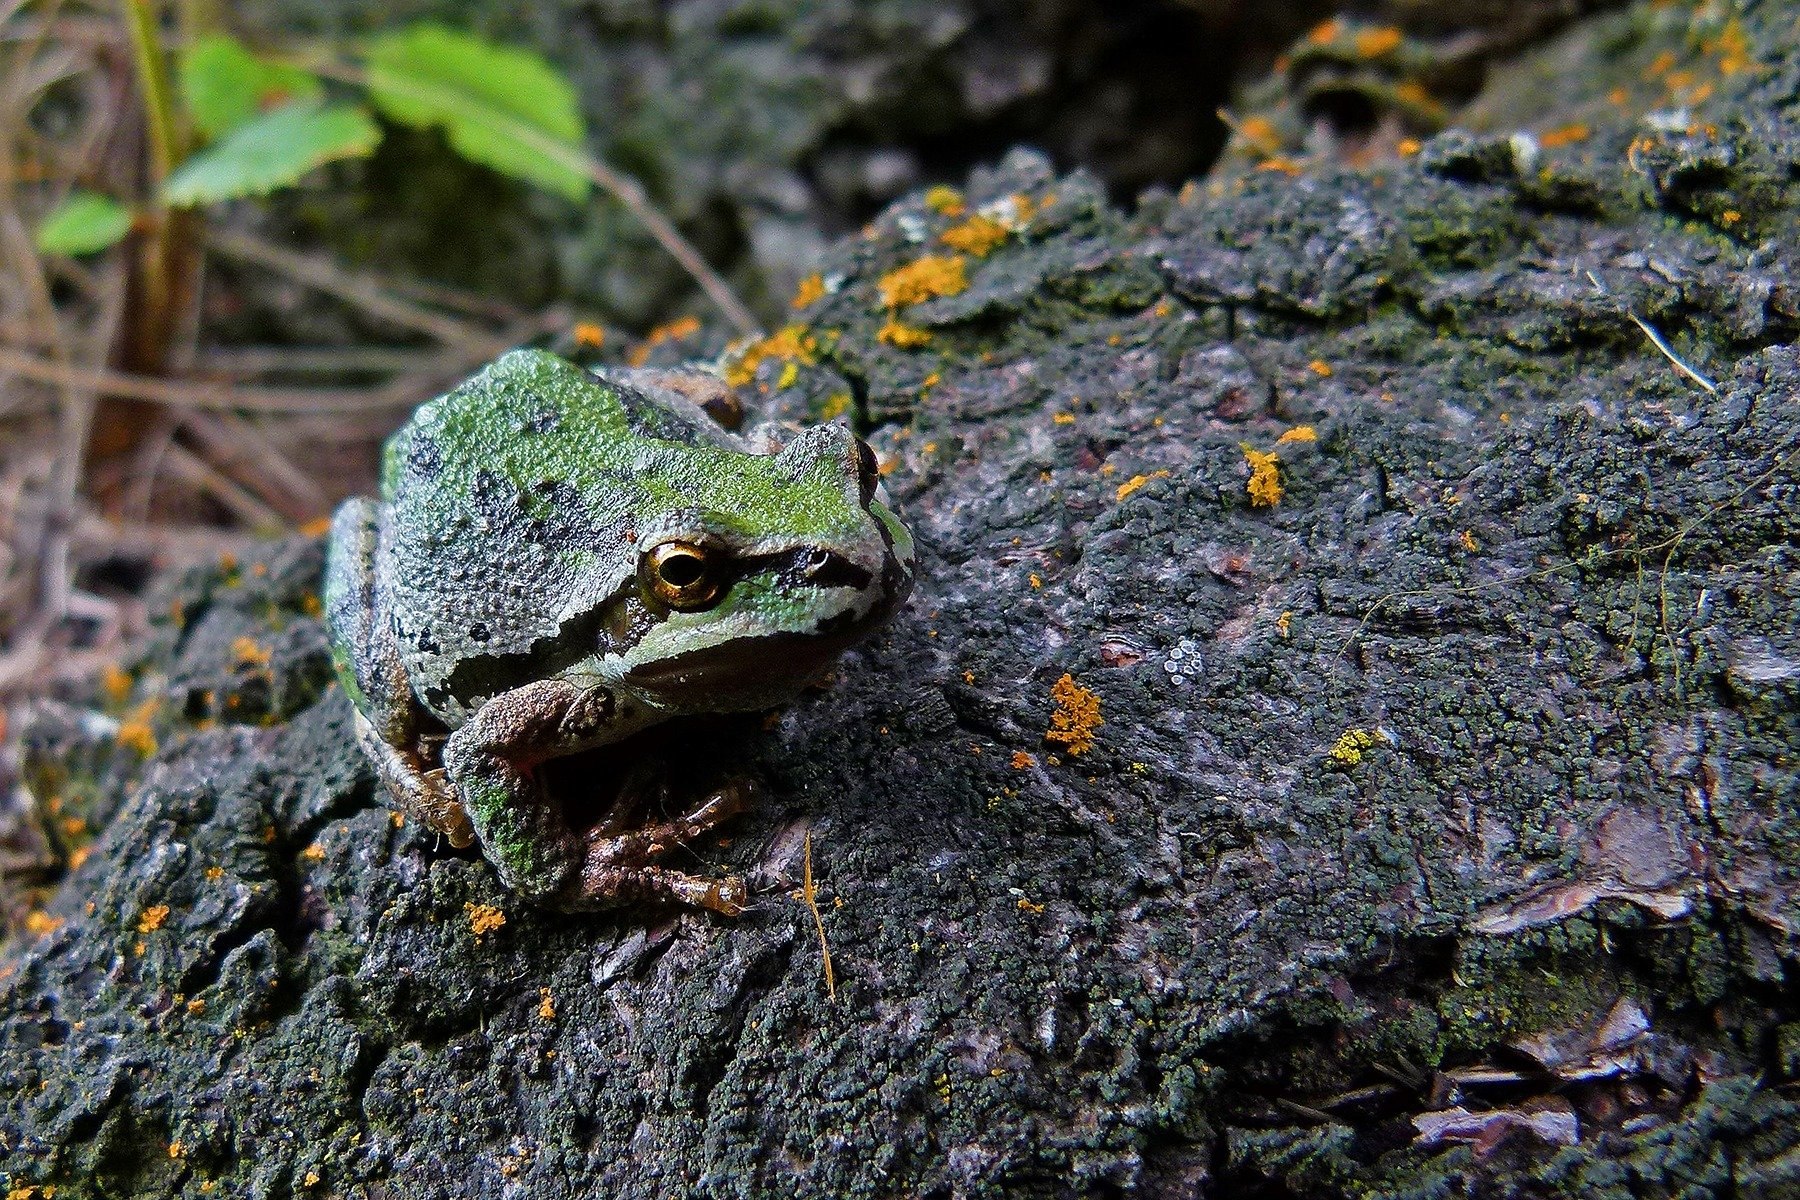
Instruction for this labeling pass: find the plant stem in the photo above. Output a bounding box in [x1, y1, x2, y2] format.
[118, 0, 176, 188]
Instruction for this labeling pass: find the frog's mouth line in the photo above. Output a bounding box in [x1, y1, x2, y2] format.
[622, 622, 882, 709]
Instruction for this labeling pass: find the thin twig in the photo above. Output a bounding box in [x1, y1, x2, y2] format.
[1585, 269, 1718, 392]
[799, 831, 836, 1001]
[0, 345, 424, 412]
[206, 227, 513, 353]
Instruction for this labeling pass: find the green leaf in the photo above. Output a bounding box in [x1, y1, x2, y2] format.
[35, 191, 133, 255]
[163, 102, 380, 206]
[181, 34, 323, 138]
[365, 23, 589, 203]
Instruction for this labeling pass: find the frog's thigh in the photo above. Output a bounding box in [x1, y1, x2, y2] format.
[440, 678, 612, 900]
[328, 499, 473, 846]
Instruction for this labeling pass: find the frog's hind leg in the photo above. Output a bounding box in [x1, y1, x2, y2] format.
[325, 498, 473, 847]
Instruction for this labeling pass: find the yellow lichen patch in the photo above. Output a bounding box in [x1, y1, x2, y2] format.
[1307, 17, 1343, 45]
[300, 843, 326, 863]
[69, 845, 93, 870]
[940, 213, 1010, 257]
[538, 988, 556, 1021]
[1257, 157, 1303, 175]
[300, 591, 323, 618]
[1276, 611, 1293, 638]
[572, 322, 606, 349]
[878, 255, 967, 309]
[1539, 123, 1590, 149]
[1307, 359, 1333, 377]
[297, 516, 333, 539]
[1052, 412, 1076, 425]
[1354, 26, 1403, 58]
[1010, 751, 1035, 770]
[724, 324, 817, 388]
[1328, 728, 1383, 766]
[626, 315, 703, 367]
[924, 184, 966, 216]
[791, 272, 826, 310]
[818, 392, 852, 420]
[117, 698, 160, 758]
[464, 902, 506, 938]
[1028, 573, 1042, 589]
[137, 904, 171, 933]
[204, 866, 225, 882]
[1714, 18, 1751, 76]
[25, 910, 62, 936]
[102, 663, 132, 705]
[1721, 210, 1742, 227]
[1115, 469, 1170, 501]
[187, 997, 207, 1015]
[1016, 896, 1046, 915]
[1460, 529, 1481, 552]
[1045, 674, 1103, 756]
[1276, 425, 1318, 445]
[1397, 137, 1422, 157]
[877, 315, 932, 349]
[231, 636, 272, 669]
[1242, 446, 1283, 507]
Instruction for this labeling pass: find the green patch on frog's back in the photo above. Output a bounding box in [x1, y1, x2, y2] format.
[384, 349, 873, 545]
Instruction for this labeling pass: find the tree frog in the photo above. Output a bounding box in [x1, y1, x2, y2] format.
[324, 349, 914, 913]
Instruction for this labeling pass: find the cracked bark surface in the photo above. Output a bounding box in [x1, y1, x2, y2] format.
[4, 2, 1799, 1196]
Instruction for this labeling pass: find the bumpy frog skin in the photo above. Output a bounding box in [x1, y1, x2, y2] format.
[324, 349, 914, 912]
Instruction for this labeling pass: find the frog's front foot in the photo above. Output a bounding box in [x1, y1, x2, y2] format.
[571, 780, 754, 915]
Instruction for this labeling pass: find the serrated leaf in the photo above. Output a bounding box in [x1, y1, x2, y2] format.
[365, 23, 589, 203]
[35, 191, 133, 256]
[181, 34, 323, 139]
[164, 102, 380, 206]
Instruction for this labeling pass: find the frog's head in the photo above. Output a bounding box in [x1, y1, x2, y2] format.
[610, 421, 914, 712]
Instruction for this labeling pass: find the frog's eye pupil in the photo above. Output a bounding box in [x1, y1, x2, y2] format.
[659, 552, 705, 588]
[643, 541, 722, 611]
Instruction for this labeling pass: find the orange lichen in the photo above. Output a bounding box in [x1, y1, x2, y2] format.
[1539, 123, 1590, 149]
[102, 663, 132, 705]
[879, 255, 968, 308]
[1278, 425, 1318, 445]
[24, 910, 62, 936]
[298, 516, 332, 538]
[1016, 896, 1046, 915]
[300, 843, 326, 863]
[117, 698, 160, 758]
[791, 272, 826, 310]
[876, 316, 932, 348]
[1257, 157, 1303, 175]
[572, 322, 606, 349]
[940, 214, 1010, 257]
[538, 988, 556, 1021]
[724, 325, 816, 388]
[137, 904, 171, 933]
[1115, 469, 1170, 501]
[1354, 26, 1403, 58]
[464, 902, 506, 938]
[1010, 751, 1036, 770]
[818, 392, 852, 419]
[231, 636, 272, 668]
[923, 185, 966, 216]
[1045, 674, 1102, 756]
[1242, 446, 1283, 507]
[1396, 137, 1422, 157]
[1235, 114, 1281, 155]
[1307, 18, 1343, 45]
[1276, 611, 1293, 638]
[1460, 529, 1481, 552]
[626, 315, 703, 367]
[1028, 573, 1042, 589]
[1051, 412, 1076, 425]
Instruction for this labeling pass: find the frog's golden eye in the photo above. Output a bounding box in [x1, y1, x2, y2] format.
[642, 540, 723, 611]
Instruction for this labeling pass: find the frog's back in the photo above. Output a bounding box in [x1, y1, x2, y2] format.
[375, 350, 727, 721]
